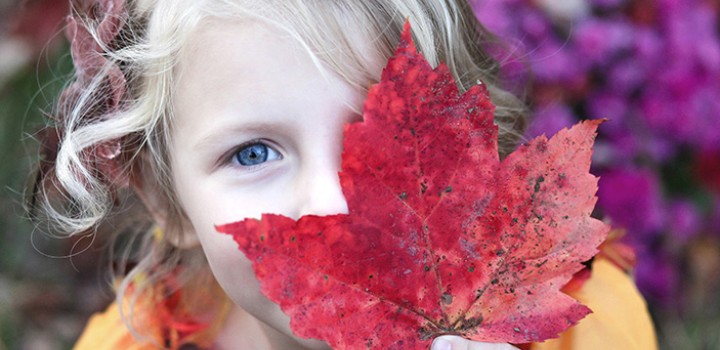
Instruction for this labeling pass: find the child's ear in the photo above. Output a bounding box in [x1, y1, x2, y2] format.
[130, 150, 201, 250]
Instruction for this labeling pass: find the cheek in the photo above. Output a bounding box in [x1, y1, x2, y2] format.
[170, 148, 305, 320]
[198, 226, 263, 305]
[195, 220, 302, 339]
[177, 182, 265, 301]
[172, 167, 291, 316]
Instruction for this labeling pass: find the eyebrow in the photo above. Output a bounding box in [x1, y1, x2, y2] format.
[193, 121, 291, 150]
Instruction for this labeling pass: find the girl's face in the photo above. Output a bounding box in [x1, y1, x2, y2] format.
[170, 18, 373, 347]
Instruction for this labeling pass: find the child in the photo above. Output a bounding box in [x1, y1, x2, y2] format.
[31, 0, 656, 349]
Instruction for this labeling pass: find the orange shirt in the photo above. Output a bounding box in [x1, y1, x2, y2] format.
[73, 255, 657, 350]
[529, 258, 657, 350]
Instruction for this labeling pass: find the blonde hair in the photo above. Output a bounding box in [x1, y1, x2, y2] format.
[31, 0, 527, 338]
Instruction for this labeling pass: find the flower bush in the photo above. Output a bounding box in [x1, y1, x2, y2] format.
[472, 0, 720, 337]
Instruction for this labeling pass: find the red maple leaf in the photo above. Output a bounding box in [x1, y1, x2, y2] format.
[217, 22, 609, 349]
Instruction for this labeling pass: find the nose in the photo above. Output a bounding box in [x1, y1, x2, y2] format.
[295, 159, 349, 218]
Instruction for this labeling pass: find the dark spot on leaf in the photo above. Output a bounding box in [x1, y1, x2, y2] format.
[424, 265, 430, 271]
[468, 266, 475, 272]
[444, 186, 452, 193]
[441, 293, 453, 305]
[410, 128, 416, 136]
[399, 192, 407, 200]
[290, 236, 296, 242]
[496, 249, 505, 256]
[536, 141, 547, 152]
[534, 176, 545, 193]
[491, 278, 499, 285]
[460, 316, 483, 329]
[421, 182, 428, 194]
[418, 326, 434, 340]
[260, 235, 265, 242]
[368, 274, 374, 279]
[532, 210, 543, 221]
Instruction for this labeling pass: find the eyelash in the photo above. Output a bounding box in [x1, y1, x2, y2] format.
[228, 139, 283, 167]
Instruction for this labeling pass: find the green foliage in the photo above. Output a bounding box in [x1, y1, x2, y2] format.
[0, 45, 80, 350]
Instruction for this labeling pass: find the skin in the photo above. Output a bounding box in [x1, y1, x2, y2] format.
[170, 17, 518, 350]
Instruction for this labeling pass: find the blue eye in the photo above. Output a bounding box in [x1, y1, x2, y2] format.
[234, 142, 281, 166]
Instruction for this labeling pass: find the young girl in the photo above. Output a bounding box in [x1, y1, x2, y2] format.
[31, 0, 657, 349]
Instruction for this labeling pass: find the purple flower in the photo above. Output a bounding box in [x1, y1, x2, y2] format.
[470, 0, 720, 313]
[530, 40, 586, 83]
[641, 81, 720, 151]
[686, 83, 720, 151]
[642, 134, 677, 163]
[590, 126, 677, 166]
[472, 1, 516, 37]
[526, 103, 576, 138]
[520, 8, 552, 38]
[573, 18, 634, 66]
[595, 130, 638, 166]
[664, 2, 720, 70]
[634, 251, 680, 307]
[639, 88, 685, 141]
[597, 168, 665, 240]
[590, 0, 627, 9]
[608, 57, 647, 94]
[667, 199, 701, 242]
[688, 6, 720, 71]
[633, 28, 663, 70]
[587, 91, 629, 129]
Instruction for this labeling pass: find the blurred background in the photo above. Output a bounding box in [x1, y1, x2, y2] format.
[1, 1, 116, 349]
[0, 0, 718, 349]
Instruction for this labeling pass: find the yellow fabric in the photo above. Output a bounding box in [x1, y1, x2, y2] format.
[531, 258, 658, 350]
[74, 259, 657, 349]
[73, 299, 162, 350]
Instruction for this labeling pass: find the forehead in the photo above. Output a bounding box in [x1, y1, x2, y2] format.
[171, 18, 365, 141]
[176, 18, 321, 102]
[174, 19, 342, 109]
